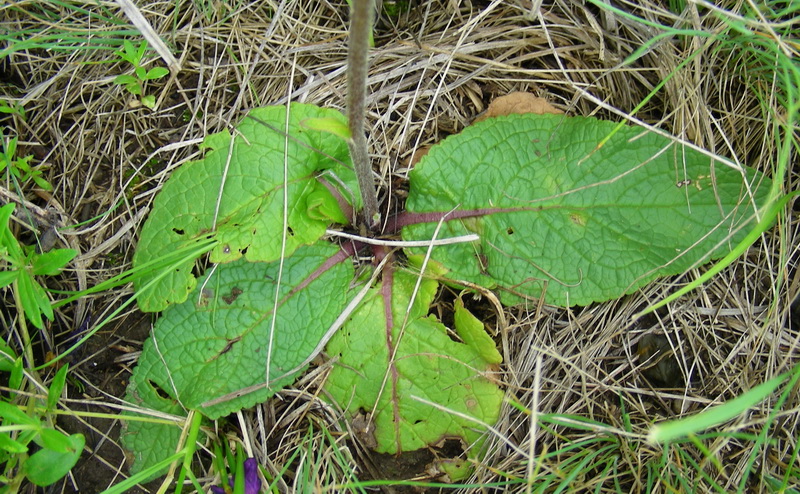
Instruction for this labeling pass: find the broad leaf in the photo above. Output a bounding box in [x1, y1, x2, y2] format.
[31, 248, 77, 276]
[37, 428, 75, 453]
[324, 265, 504, 455]
[23, 433, 84, 487]
[122, 242, 353, 475]
[133, 103, 360, 312]
[403, 113, 771, 306]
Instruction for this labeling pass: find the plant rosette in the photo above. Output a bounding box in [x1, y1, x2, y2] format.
[122, 102, 771, 479]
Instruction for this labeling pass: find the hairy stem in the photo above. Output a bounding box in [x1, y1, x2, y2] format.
[347, 0, 379, 231]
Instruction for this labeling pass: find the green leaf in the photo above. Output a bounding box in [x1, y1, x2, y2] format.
[123, 242, 353, 475]
[4, 136, 17, 158]
[16, 272, 50, 329]
[305, 185, 350, 224]
[8, 357, 23, 393]
[403, 113, 772, 307]
[126, 82, 142, 95]
[648, 368, 794, 443]
[0, 341, 18, 372]
[31, 248, 76, 276]
[23, 432, 84, 486]
[47, 364, 69, 411]
[37, 428, 73, 453]
[32, 174, 52, 191]
[0, 203, 23, 260]
[0, 431, 27, 454]
[113, 74, 138, 86]
[454, 297, 502, 365]
[0, 270, 18, 289]
[133, 104, 360, 312]
[134, 40, 147, 62]
[144, 67, 169, 80]
[118, 40, 137, 64]
[301, 117, 352, 140]
[439, 458, 473, 481]
[0, 401, 38, 426]
[324, 268, 504, 455]
[141, 94, 156, 109]
[12, 156, 30, 173]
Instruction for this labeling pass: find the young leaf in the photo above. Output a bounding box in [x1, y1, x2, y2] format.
[4, 135, 18, 159]
[134, 40, 146, 62]
[0, 431, 27, 454]
[37, 428, 74, 453]
[141, 94, 156, 109]
[16, 272, 51, 329]
[324, 267, 504, 455]
[32, 174, 53, 191]
[126, 82, 142, 96]
[144, 67, 169, 80]
[118, 40, 137, 64]
[23, 432, 84, 487]
[47, 364, 69, 411]
[9, 356, 23, 395]
[0, 203, 23, 260]
[31, 248, 77, 276]
[301, 117, 352, 140]
[133, 104, 360, 312]
[0, 341, 18, 372]
[0, 270, 18, 289]
[402, 113, 772, 307]
[454, 297, 502, 365]
[0, 401, 38, 426]
[113, 74, 138, 86]
[123, 242, 353, 475]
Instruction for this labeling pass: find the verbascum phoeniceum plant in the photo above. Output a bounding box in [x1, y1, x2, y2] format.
[119, 0, 776, 486]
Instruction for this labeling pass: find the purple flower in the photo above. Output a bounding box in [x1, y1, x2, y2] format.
[211, 458, 261, 494]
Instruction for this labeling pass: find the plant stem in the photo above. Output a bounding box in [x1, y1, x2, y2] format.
[347, 0, 379, 231]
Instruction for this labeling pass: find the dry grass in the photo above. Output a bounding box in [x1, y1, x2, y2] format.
[1, 0, 798, 492]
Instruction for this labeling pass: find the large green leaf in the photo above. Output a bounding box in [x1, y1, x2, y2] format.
[403, 113, 771, 306]
[324, 264, 504, 455]
[122, 242, 353, 475]
[133, 104, 359, 312]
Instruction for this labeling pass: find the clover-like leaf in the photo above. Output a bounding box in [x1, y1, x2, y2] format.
[324, 265, 504, 455]
[122, 242, 354, 476]
[402, 113, 772, 306]
[133, 104, 360, 312]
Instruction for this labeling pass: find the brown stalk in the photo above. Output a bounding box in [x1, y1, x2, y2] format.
[347, 0, 380, 231]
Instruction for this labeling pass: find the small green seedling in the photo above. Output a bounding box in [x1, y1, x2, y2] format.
[0, 131, 50, 191]
[0, 99, 26, 119]
[113, 40, 169, 109]
[0, 362, 85, 489]
[0, 203, 76, 329]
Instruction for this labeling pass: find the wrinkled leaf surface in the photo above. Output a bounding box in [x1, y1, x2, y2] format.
[134, 104, 359, 312]
[123, 243, 353, 475]
[325, 267, 504, 454]
[403, 113, 771, 306]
